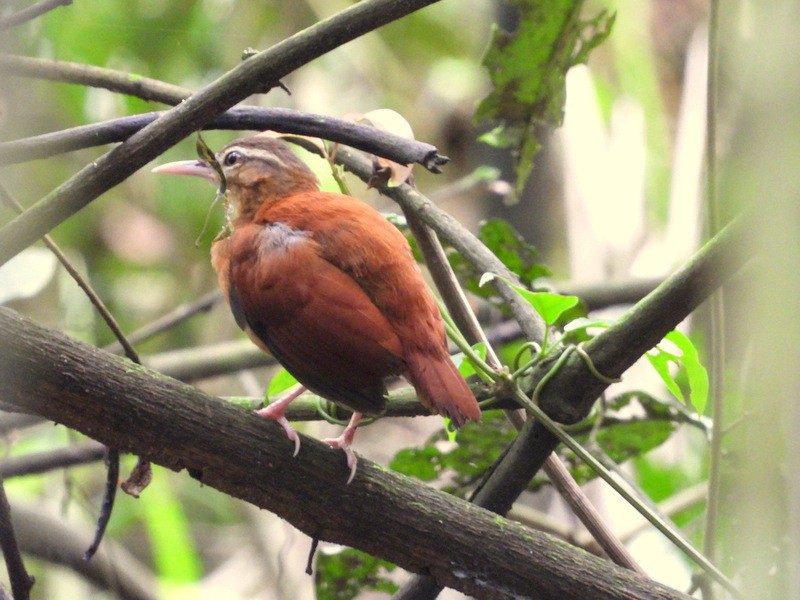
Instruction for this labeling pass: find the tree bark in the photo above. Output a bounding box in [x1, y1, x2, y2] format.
[0, 307, 690, 600]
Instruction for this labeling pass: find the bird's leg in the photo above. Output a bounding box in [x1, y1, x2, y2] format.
[256, 385, 307, 457]
[323, 412, 363, 485]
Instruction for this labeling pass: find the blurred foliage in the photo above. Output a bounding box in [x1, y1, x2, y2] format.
[449, 218, 550, 302]
[476, 0, 614, 193]
[315, 548, 398, 600]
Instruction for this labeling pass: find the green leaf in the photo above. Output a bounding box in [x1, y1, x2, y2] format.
[645, 349, 685, 405]
[266, 367, 300, 400]
[315, 548, 397, 600]
[523, 291, 580, 326]
[645, 331, 709, 413]
[662, 330, 709, 414]
[480, 272, 580, 326]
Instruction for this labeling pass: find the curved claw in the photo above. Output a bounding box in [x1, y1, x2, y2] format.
[256, 408, 301, 457]
[322, 412, 362, 485]
[274, 415, 301, 457]
[255, 386, 306, 456]
[323, 435, 358, 484]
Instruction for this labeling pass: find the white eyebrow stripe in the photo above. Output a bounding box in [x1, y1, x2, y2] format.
[221, 146, 288, 169]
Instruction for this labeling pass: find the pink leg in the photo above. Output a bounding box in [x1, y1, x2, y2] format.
[255, 385, 306, 457]
[323, 412, 362, 485]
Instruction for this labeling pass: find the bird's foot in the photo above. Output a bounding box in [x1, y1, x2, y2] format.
[256, 385, 306, 457]
[256, 410, 301, 457]
[323, 413, 362, 485]
[323, 435, 358, 485]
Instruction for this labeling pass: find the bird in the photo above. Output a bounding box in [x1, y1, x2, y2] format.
[153, 134, 481, 482]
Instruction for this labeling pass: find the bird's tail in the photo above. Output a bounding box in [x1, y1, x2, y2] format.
[405, 351, 482, 427]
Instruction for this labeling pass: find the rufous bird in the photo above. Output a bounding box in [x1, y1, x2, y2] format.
[153, 134, 481, 482]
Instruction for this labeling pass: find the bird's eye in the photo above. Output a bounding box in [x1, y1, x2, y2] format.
[223, 151, 242, 167]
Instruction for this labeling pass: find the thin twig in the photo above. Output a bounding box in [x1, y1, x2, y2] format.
[588, 444, 697, 552]
[83, 448, 120, 561]
[143, 339, 273, 382]
[0, 476, 34, 600]
[103, 290, 222, 355]
[0, 0, 71, 31]
[509, 481, 709, 553]
[703, 1, 724, 583]
[541, 455, 645, 574]
[0, 441, 106, 478]
[0, 54, 189, 104]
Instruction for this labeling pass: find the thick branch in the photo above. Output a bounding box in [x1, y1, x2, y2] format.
[0, 0, 442, 267]
[0, 307, 689, 600]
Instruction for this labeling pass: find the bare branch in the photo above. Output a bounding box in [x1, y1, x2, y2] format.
[143, 339, 273, 382]
[0, 184, 139, 363]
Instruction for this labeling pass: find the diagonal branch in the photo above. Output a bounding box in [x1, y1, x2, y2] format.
[0, 306, 691, 600]
[0, 0, 443, 267]
[0, 476, 34, 600]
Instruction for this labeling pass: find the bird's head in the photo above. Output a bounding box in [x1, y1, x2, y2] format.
[153, 135, 320, 223]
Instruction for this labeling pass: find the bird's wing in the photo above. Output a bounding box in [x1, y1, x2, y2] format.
[226, 222, 404, 415]
[262, 193, 421, 310]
